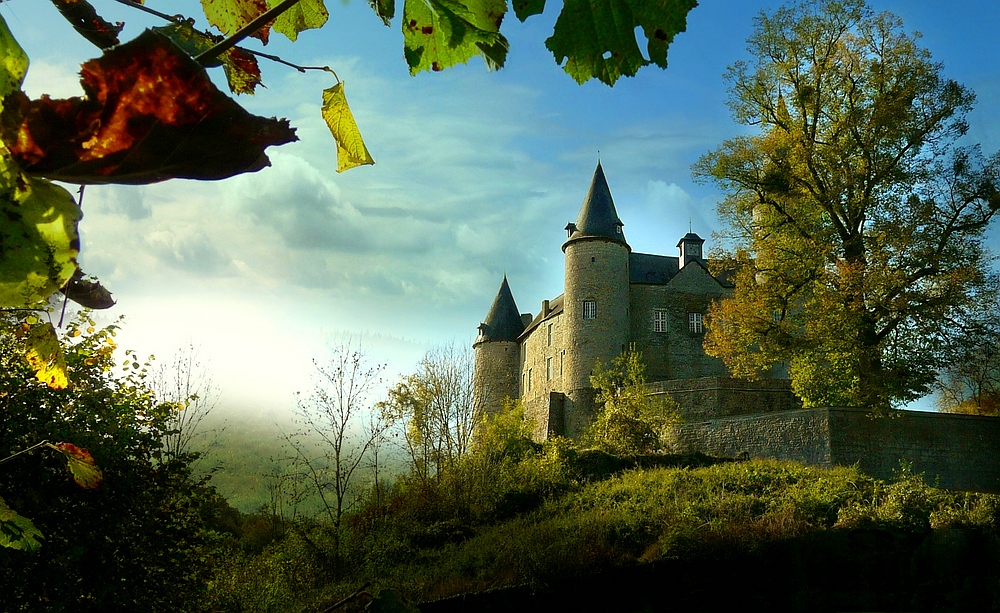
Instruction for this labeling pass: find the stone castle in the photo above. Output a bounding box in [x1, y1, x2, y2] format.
[471, 163, 1000, 493]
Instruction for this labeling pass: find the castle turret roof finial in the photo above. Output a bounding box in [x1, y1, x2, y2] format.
[564, 162, 627, 247]
[477, 275, 525, 342]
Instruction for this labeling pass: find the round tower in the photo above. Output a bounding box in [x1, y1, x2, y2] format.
[561, 162, 630, 437]
[473, 276, 525, 417]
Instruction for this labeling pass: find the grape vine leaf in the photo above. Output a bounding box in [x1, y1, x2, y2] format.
[321, 83, 374, 172]
[545, 0, 698, 85]
[0, 30, 296, 184]
[402, 0, 509, 74]
[0, 14, 28, 112]
[369, 0, 396, 26]
[0, 154, 81, 309]
[51, 0, 123, 49]
[48, 442, 104, 489]
[201, 0, 273, 44]
[153, 23, 263, 95]
[511, 0, 545, 21]
[0, 496, 43, 552]
[25, 323, 69, 389]
[270, 0, 329, 42]
[61, 268, 115, 309]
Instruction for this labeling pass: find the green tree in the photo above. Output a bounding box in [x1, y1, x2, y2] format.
[0, 314, 225, 611]
[380, 344, 482, 483]
[695, 0, 1000, 410]
[584, 349, 677, 455]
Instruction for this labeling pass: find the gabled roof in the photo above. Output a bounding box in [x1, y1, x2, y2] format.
[564, 163, 628, 248]
[519, 294, 564, 340]
[476, 276, 525, 342]
[630, 252, 679, 284]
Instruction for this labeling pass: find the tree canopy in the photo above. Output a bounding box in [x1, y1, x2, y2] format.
[695, 0, 1000, 410]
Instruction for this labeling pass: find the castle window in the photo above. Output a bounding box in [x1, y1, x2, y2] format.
[528, 368, 533, 392]
[560, 350, 565, 375]
[546, 357, 553, 381]
[583, 300, 597, 320]
[547, 323, 553, 346]
[689, 312, 703, 333]
[653, 309, 667, 332]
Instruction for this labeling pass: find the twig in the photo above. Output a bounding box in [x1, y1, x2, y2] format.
[110, 0, 185, 24]
[0, 441, 50, 467]
[317, 582, 371, 613]
[195, 0, 302, 65]
[109, 0, 337, 78]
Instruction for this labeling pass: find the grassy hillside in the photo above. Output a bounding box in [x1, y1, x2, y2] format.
[205, 453, 1000, 612]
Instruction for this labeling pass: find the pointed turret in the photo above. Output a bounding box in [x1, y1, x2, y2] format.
[473, 276, 524, 418]
[563, 162, 627, 249]
[475, 276, 525, 343]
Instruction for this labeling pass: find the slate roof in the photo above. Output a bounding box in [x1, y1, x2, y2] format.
[564, 163, 627, 247]
[477, 276, 525, 342]
[519, 294, 564, 340]
[630, 252, 679, 284]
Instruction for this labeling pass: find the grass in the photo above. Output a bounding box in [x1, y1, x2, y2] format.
[207, 456, 1000, 612]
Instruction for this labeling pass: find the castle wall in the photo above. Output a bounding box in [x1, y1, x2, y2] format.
[520, 311, 568, 438]
[472, 340, 520, 417]
[827, 408, 1000, 493]
[670, 408, 833, 466]
[562, 238, 630, 430]
[628, 264, 730, 381]
[647, 377, 802, 421]
[670, 407, 1000, 493]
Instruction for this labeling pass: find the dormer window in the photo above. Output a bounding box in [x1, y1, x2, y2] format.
[565, 222, 577, 238]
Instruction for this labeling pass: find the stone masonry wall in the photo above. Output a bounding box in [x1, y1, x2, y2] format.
[668, 406, 1000, 493]
[827, 408, 1000, 493]
[628, 264, 730, 382]
[647, 377, 803, 421]
[670, 408, 832, 466]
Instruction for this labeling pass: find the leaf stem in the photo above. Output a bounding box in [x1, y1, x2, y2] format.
[109, 0, 185, 24]
[0, 441, 50, 467]
[195, 0, 303, 65]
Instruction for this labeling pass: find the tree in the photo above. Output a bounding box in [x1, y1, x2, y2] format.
[380, 343, 481, 483]
[152, 343, 222, 462]
[694, 0, 1000, 410]
[584, 348, 677, 455]
[0, 314, 225, 610]
[936, 299, 1000, 415]
[287, 340, 385, 575]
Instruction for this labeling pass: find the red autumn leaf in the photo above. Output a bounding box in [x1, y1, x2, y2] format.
[0, 29, 296, 184]
[48, 442, 104, 489]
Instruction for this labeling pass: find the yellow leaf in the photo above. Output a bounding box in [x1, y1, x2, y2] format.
[25, 323, 68, 389]
[47, 442, 103, 489]
[321, 82, 375, 173]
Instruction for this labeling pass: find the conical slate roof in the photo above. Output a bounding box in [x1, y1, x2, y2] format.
[565, 162, 627, 246]
[477, 276, 524, 342]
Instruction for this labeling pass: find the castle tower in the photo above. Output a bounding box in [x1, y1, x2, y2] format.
[677, 232, 705, 268]
[473, 276, 525, 417]
[560, 162, 631, 436]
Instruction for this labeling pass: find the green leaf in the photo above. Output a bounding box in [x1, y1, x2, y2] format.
[545, 0, 697, 85]
[153, 23, 264, 95]
[0, 14, 29, 114]
[369, 0, 396, 26]
[0, 496, 43, 552]
[402, 0, 509, 74]
[512, 0, 545, 21]
[321, 82, 374, 172]
[0, 154, 81, 308]
[200, 0, 272, 43]
[25, 323, 69, 389]
[270, 0, 329, 42]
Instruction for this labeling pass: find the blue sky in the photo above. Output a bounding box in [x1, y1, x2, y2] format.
[4, 0, 999, 419]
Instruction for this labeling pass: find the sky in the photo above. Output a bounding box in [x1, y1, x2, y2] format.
[3, 0, 1000, 420]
